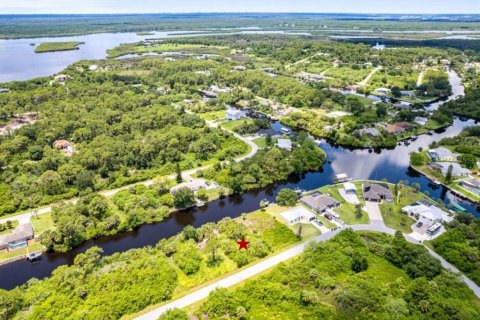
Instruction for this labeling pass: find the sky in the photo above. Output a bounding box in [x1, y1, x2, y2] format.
[1, 0, 480, 14]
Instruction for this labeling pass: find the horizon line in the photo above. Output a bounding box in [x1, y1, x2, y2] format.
[1, 12, 480, 16]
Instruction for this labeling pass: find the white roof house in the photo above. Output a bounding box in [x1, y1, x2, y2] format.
[280, 207, 316, 225]
[428, 147, 458, 161]
[170, 179, 208, 193]
[226, 106, 243, 120]
[343, 182, 357, 193]
[402, 201, 452, 226]
[276, 139, 292, 151]
[415, 117, 428, 126]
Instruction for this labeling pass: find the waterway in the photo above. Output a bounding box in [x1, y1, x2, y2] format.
[0, 33, 478, 290]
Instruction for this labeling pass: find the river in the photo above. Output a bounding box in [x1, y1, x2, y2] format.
[0, 34, 478, 290]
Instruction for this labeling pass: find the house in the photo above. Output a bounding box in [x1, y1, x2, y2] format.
[226, 106, 243, 121]
[359, 127, 380, 137]
[395, 101, 411, 109]
[170, 179, 208, 193]
[362, 183, 394, 202]
[233, 66, 247, 71]
[415, 117, 428, 126]
[372, 43, 386, 50]
[300, 192, 340, 213]
[402, 200, 452, 226]
[400, 90, 415, 97]
[0, 223, 34, 251]
[280, 206, 316, 225]
[429, 162, 471, 177]
[343, 182, 357, 194]
[297, 71, 326, 82]
[373, 88, 390, 96]
[427, 147, 458, 161]
[53, 140, 73, 156]
[385, 122, 411, 135]
[0, 88, 10, 93]
[460, 178, 480, 195]
[89, 64, 99, 71]
[276, 139, 292, 151]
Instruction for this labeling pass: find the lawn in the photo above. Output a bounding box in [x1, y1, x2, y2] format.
[0, 242, 43, 262]
[252, 137, 277, 148]
[199, 110, 226, 121]
[319, 184, 369, 225]
[263, 204, 321, 239]
[379, 185, 422, 233]
[31, 212, 55, 235]
[219, 118, 255, 135]
[0, 220, 19, 236]
[35, 42, 84, 53]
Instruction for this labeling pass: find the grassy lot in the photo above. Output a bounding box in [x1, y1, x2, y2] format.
[31, 212, 55, 235]
[252, 137, 277, 148]
[0, 220, 19, 236]
[35, 41, 84, 53]
[219, 118, 255, 135]
[263, 204, 321, 238]
[199, 110, 226, 121]
[379, 185, 421, 233]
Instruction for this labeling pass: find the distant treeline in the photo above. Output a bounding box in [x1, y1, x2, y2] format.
[342, 38, 480, 52]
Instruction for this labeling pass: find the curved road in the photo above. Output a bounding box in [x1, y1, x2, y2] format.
[135, 222, 480, 320]
[0, 118, 258, 225]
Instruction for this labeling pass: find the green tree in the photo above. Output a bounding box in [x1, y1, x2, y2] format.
[172, 187, 195, 208]
[445, 164, 453, 183]
[175, 163, 183, 184]
[276, 188, 298, 206]
[158, 309, 189, 320]
[459, 154, 476, 169]
[351, 255, 369, 273]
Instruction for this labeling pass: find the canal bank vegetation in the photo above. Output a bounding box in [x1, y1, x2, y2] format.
[432, 213, 480, 286]
[34, 42, 84, 53]
[182, 230, 480, 319]
[410, 125, 480, 202]
[0, 210, 301, 320]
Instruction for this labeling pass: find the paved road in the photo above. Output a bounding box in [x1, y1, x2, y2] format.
[0, 117, 258, 225]
[134, 223, 480, 319]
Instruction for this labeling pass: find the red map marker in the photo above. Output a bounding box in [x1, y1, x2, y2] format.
[237, 236, 250, 250]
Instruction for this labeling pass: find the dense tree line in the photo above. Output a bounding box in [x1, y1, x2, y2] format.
[200, 135, 325, 193]
[0, 211, 298, 319]
[0, 59, 247, 215]
[432, 213, 480, 285]
[190, 230, 480, 319]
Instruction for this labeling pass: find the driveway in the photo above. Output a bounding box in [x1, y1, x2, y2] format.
[363, 201, 384, 223]
[338, 188, 360, 204]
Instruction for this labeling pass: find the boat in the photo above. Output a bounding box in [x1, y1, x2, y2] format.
[294, 187, 305, 195]
[452, 203, 466, 212]
[335, 173, 351, 183]
[432, 178, 441, 185]
[280, 127, 291, 135]
[26, 252, 42, 261]
[29, 43, 35, 46]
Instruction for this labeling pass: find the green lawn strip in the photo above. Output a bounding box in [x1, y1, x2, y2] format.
[35, 42, 84, 53]
[0, 220, 19, 236]
[0, 242, 43, 262]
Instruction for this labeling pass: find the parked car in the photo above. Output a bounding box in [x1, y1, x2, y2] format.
[416, 222, 423, 228]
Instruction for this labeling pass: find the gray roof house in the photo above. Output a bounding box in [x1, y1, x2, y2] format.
[429, 162, 471, 177]
[300, 192, 340, 213]
[0, 223, 34, 251]
[427, 147, 458, 161]
[359, 128, 380, 137]
[362, 183, 394, 202]
[460, 178, 480, 195]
